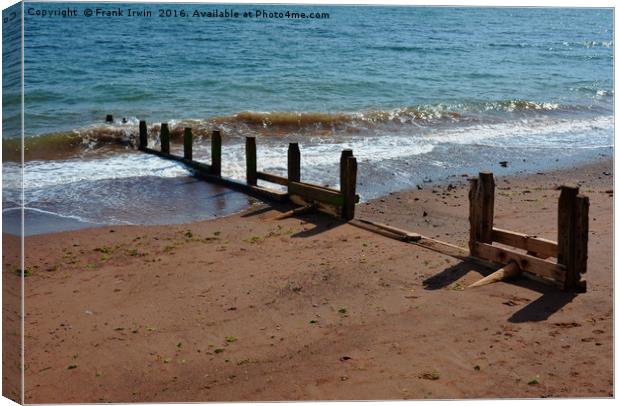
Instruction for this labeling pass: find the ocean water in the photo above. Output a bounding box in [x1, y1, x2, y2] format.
[2, 4, 614, 233]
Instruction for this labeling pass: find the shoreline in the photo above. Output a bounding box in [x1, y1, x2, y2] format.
[3, 153, 614, 238]
[7, 155, 612, 401]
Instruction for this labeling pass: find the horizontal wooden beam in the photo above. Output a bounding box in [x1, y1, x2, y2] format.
[257, 171, 288, 186]
[289, 181, 344, 207]
[289, 194, 340, 218]
[475, 242, 565, 282]
[492, 227, 557, 259]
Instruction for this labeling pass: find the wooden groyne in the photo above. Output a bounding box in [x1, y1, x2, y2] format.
[137, 120, 359, 220]
[467, 172, 588, 292]
[135, 119, 588, 293]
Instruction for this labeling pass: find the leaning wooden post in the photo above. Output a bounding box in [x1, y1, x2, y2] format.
[138, 120, 148, 150]
[287, 143, 301, 184]
[183, 127, 193, 160]
[341, 155, 357, 221]
[469, 172, 495, 256]
[557, 186, 587, 291]
[211, 130, 222, 176]
[160, 123, 170, 154]
[246, 137, 257, 186]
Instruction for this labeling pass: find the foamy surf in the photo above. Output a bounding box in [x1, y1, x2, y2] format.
[3, 99, 610, 162]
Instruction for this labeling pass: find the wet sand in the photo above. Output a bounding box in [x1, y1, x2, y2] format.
[6, 158, 613, 402]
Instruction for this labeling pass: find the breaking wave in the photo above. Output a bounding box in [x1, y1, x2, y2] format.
[2, 99, 606, 161]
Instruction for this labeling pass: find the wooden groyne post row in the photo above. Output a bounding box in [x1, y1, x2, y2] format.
[138, 121, 358, 220]
[136, 119, 589, 293]
[468, 172, 588, 292]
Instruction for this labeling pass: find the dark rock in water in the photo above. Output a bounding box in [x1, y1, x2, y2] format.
[499, 161, 508, 167]
[416, 185, 423, 190]
[105, 114, 114, 123]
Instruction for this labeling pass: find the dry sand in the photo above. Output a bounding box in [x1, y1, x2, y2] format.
[3, 158, 613, 402]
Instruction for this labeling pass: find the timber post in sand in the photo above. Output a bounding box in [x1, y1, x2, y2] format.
[468, 172, 495, 256]
[138, 120, 148, 150]
[340, 149, 357, 221]
[183, 127, 193, 160]
[211, 130, 222, 176]
[160, 123, 170, 154]
[287, 143, 301, 184]
[468, 172, 588, 292]
[557, 186, 589, 292]
[246, 137, 257, 186]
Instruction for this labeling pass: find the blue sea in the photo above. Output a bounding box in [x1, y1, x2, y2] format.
[2, 3, 614, 234]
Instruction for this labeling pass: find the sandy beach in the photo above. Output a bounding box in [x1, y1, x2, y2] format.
[3, 157, 611, 402]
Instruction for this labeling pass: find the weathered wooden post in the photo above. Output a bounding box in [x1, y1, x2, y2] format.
[160, 123, 170, 154]
[287, 142, 301, 184]
[246, 137, 257, 186]
[340, 149, 353, 193]
[574, 194, 589, 292]
[139, 120, 148, 150]
[469, 172, 495, 256]
[557, 186, 588, 291]
[211, 130, 222, 176]
[340, 149, 357, 221]
[183, 127, 193, 160]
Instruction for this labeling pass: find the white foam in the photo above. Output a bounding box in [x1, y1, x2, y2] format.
[4, 114, 613, 201]
[5, 153, 190, 191]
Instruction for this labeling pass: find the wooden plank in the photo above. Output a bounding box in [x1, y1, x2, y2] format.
[160, 122, 170, 154]
[139, 120, 148, 150]
[355, 218, 421, 241]
[574, 195, 589, 275]
[342, 155, 357, 220]
[142, 146, 287, 203]
[289, 194, 340, 218]
[289, 181, 344, 207]
[211, 130, 221, 176]
[474, 242, 565, 282]
[257, 171, 288, 186]
[415, 238, 470, 261]
[287, 143, 301, 183]
[183, 127, 192, 160]
[246, 137, 257, 185]
[491, 227, 557, 258]
[557, 186, 579, 289]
